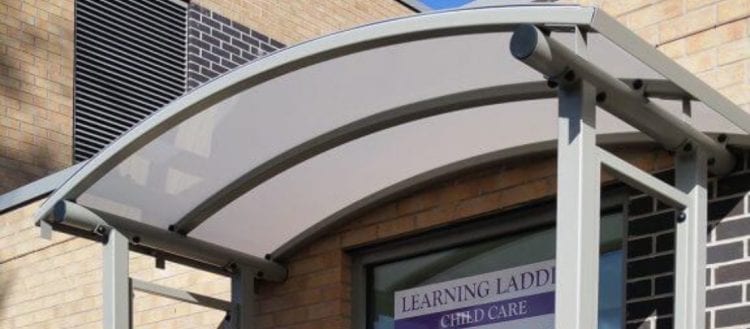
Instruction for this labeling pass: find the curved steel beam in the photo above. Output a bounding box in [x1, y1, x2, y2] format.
[270, 133, 749, 260]
[268, 140, 557, 260]
[53, 200, 287, 281]
[172, 82, 554, 233]
[34, 6, 597, 224]
[172, 79, 690, 234]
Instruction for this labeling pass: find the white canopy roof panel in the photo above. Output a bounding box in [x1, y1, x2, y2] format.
[36, 5, 749, 268]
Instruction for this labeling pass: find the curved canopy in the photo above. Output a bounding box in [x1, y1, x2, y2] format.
[36, 5, 749, 269]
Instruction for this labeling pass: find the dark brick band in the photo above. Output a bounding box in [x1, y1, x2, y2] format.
[186, 4, 285, 90]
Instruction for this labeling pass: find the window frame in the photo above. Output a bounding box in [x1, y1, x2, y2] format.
[350, 188, 629, 329]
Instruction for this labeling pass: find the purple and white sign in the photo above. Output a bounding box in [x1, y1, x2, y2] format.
[394, 260, 555, 329]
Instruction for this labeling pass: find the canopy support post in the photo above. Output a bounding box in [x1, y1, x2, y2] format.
[229, 265, 257, 329]
[103, 228, 132, 329]
[554, 26, 600, 329]
[674, 138, 708, 329]
[510, 24, 735, 175]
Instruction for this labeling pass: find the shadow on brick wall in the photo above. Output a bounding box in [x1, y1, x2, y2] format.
[0, 0, 68, 193]
[626, 154, 748, 329]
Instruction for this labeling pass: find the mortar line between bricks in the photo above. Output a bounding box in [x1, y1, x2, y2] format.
[628, 250, 675, 262]
[706, 300, 750, 311]
[656, 14, 750, 48]
[708, 278, 750, 289]
[628, 229, 675, 240]
[627, 273, 675, 283]
[627, 314, 674, 323]
[708, 237, 749, 247]
[0, 236, 76, 265]
[627, 292, 674, 304]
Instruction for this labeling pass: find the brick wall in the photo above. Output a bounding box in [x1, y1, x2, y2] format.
[0, 1, 749, 329]
[575, 0, 750, 111]
[255, 147, 675, 328]
[625, 152, 750, 329]
[0, 1, 412, 328]
[192, 0, 413, 45]
[0, 0, 75, 193]
[0, 201, 231, 329]
[187, 3, 285, 89]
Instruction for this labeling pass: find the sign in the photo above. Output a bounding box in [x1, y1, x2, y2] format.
[394, 260, 555, 329]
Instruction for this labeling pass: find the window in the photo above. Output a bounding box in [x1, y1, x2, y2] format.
[353, 199, 626, 329]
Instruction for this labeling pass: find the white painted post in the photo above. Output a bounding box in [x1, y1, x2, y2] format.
[674, 143, 708, 329]
[554, 26, 601, 329]
[103, 228, 131, 329]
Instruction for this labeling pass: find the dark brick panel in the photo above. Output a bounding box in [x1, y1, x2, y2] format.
[186, 3, 285, 89]
[627, 279, 652, 299]
[715, 305, 750, 327]
[655, 232, 674, 253]
[715, 216, 750, 240]
[625, 156, 750, 328]
[708, 197, 744, 221]
[627, 296, 673, 320]
[629, 236, 653, 258]
[717, 172, 750, 197]
[714, 261, 750, 284]
[628, 254, 674, 278]
[630, 211, 676, 236]
[654, 275, 673, 295]
[707, 241, 744, 264]
[706, 285, 742, 307]
[630, 196, 654, 216]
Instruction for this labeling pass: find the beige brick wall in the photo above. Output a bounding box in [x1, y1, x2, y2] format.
[0, 202, 230, 329]
[0, 1, 412, 328]
[0, 1, 748, 329]
[193, 0, 412, 45]
[0, 0, 75, 194]
[577, 0, 750, 110]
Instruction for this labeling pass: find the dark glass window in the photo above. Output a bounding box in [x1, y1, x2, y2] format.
[366, 212, 624, 329]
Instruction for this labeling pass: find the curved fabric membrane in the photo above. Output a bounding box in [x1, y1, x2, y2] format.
[40, 5, 745, 262]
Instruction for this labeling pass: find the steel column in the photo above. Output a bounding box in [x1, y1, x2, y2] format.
[230, 265, 256, 329]
[674, 146, 708, 329]
[103, 228, 131, 329]
[554, 27, 600, 329]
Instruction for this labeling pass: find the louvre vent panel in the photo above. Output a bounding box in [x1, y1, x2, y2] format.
[74, 0, 187, 162]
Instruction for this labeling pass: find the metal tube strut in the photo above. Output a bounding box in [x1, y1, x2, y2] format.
[131, 278, 232, 311]
[598, 147, 689, 208]
[510, 24, 734, 175]
[52, 200, 287, 282]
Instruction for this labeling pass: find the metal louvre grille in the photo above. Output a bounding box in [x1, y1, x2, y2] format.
[74, 0, 187, 162]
